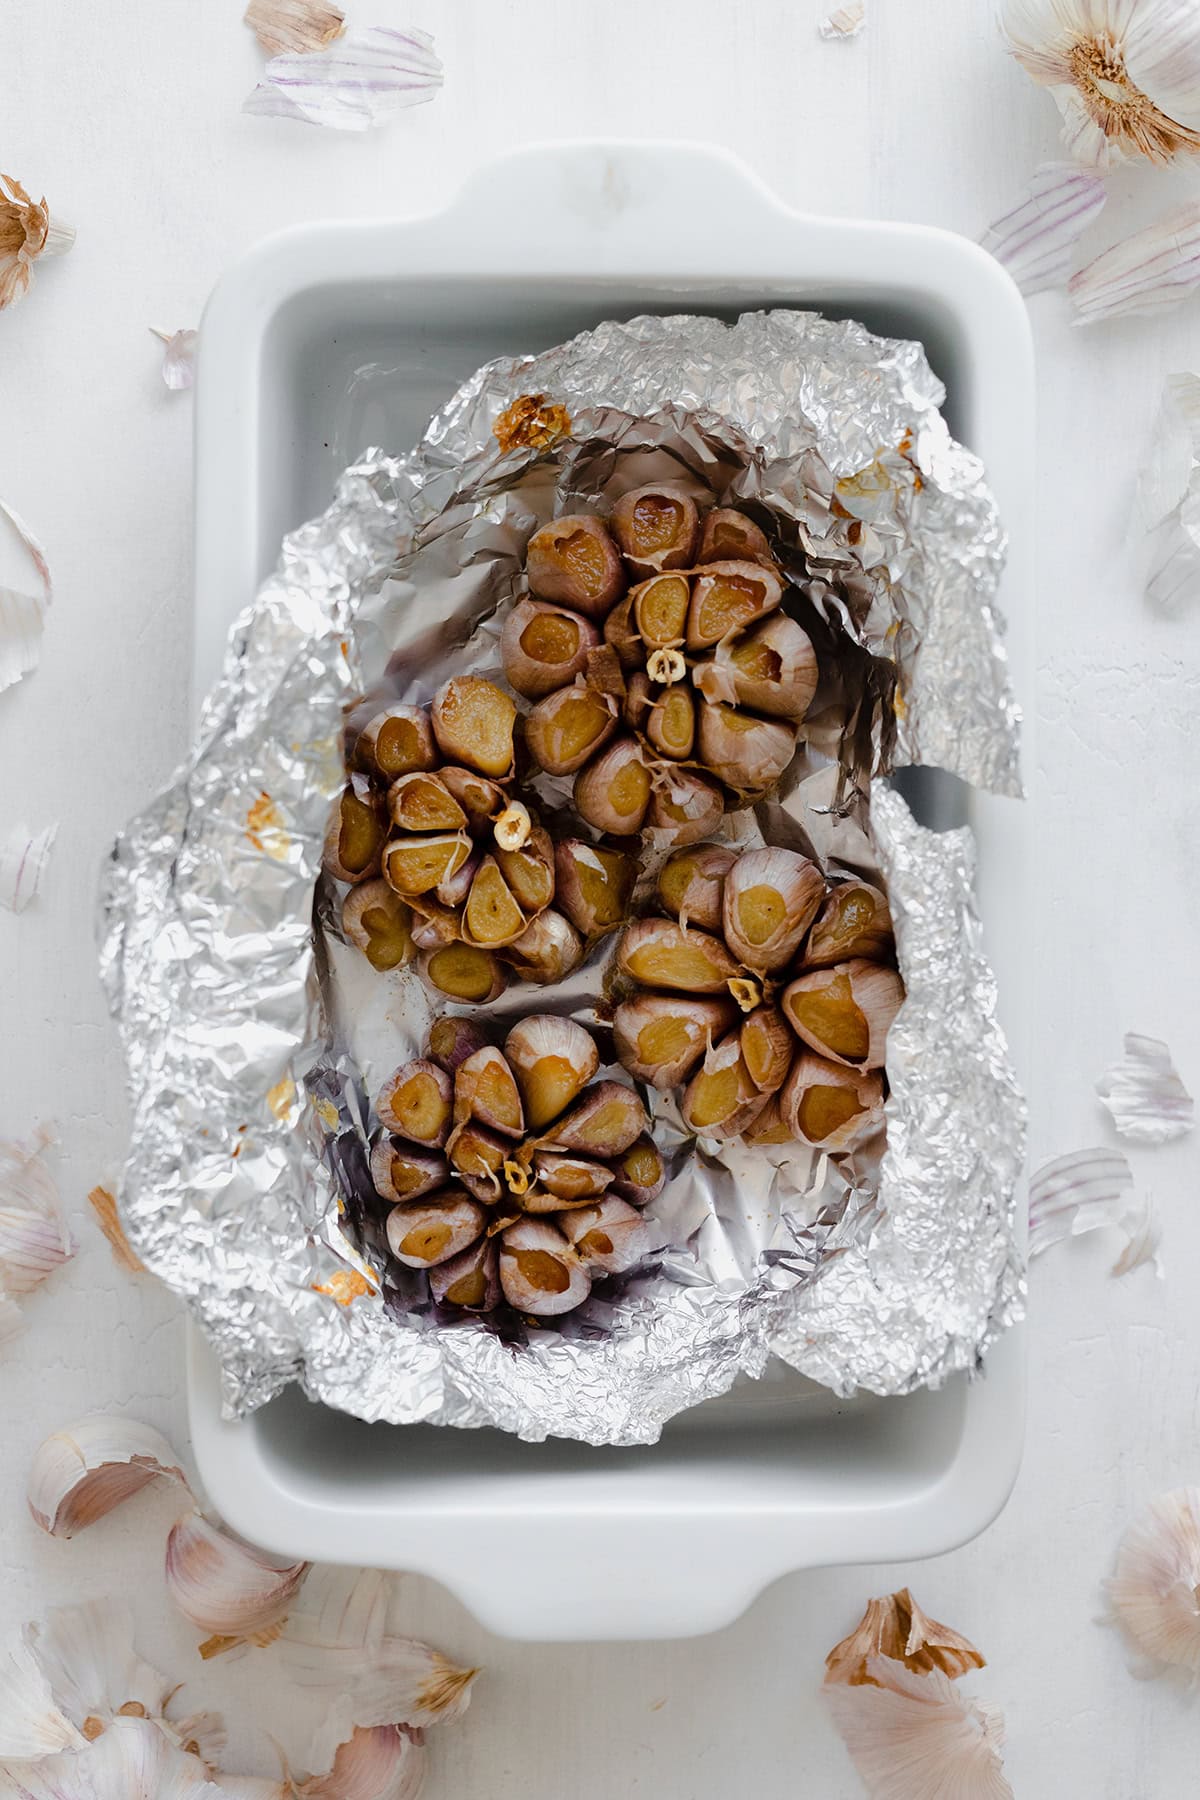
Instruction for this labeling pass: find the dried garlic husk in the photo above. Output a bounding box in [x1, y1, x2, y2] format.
[0, 494, 52, 697]
[980, 163, 1106, 295]
[28, 1416, 190, 1537]
[282, 1618, 476, 1770]
[23, 1599, 173, 1742]
[825, 1588, 985, 1687]
[1107, 1488, 1200, 1673]
[824, 1655, 1012, 1799]
[0, 172, 74, 311]
[150, 327, 198, 392]
[244, 26, 443, 131]
[1111, 1196, 1164, 1278]
[12, 1713, 230, 1798]
[0, 1125, 74, 1316]
[1096, 1031, 1194, 1142]
[1027, 1146, 1133, 1256]
[86, 1185, 145, 1273]
[0, 1637, 85, 1759]
[1002, 0, 1200, 166]
[0, 821, 57, 912]
[245, 0, 345, 55]
[1070, 201, 1200, 321]
[165, 1511, 309, 1655]
[294, 1724, 427, 1800]
[819, 1, 865, 38]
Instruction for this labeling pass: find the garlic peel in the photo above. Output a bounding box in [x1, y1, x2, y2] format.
[0, 173, 74, 311]
[1070, 200, 1200, 321]
[27, 1417, 190, 1537]
[244, 0, 345, 55]
[0, 823, 57, 913]
[1108, 1488, 1200, 1674]
[0, 1639, 85, 1760]
[980, 163, 1106, 296]
[86, 1186, 145, 1274]
[1096, 1031, 1194, 1142]
[294, 1725, 427, 1800]
[1028, 1146, 1133, 1257]
[0, 495, 52, 697]
[1111, 1197, 1163, 1279]
[244, 26, 443, 131]
[151, 328, 198, 392]
[0, 1126, 73, 1304]
[280, 1635, 477, 1769]
[824, 1655, 1013, 1799]
[819, 1, 864, 39]
[165, 1511, 308, 1649]
[824, 1588, 985, 1687]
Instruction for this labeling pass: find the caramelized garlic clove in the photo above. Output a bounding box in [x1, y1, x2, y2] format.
[697, 612, 818, 722]
[428, 1236, 500, 1312]
[721, 846, 825, 972]
[463, 856, 526, 948]
[741, 1092, 792, 1147]
[494, 823, 555, 914]
[354, 705, 437, 782]
[525, 680, 619, 777]
[533, 1153, 616, 1202]
[630, 572, 691, 648]
[681, 1034, 770, 1141]
[553, 839, 636, 938]
[500, 597, 597, 699]
[381, 831, 471, 898]
[685, 560, 783, 650]
[418, 943, 507, 1005]
[324, 786, 386, 885]
[610, 485, 699, 575]
[165, 1509, 308, 1654]
[739, 1006, 795, 1094]
[341, 881, 414, 972]
[503, 1016, 599, 1131]
[452, 1046, 525, 1138]
[498, 1218, 591, 1316]
[613, 993, 737, 1089]
[438, 765, 507, 828]
[502, 908, 584, 985]
[525, 514, 626, 618]
[782, 959, 905, 1070]
[560, 1197, 650, 1275]
[369, 1139, 448, 1203]
[695, 702, 797, 798]
[645, 767, 725, 845]
[804, 880, 895, 968]
[573, 736, 652, 835]
[386, 772, 468, 834]
[446, 1120, 508, 1201]
[696, 507, 774, 566]
[644, 684, 695, 760]
[539, 1081, 647, 1157]
[430, 677, 516, 779]
[375, 1060, 453, 1147]
[617, 918, 740, 992]
[610, 1134, 666, 1207]
[656, 842, 735, 932]
[781, 1050, 885, 1153]
[385, 1192, 486, 1268]
[28, 1417, 191, 1538]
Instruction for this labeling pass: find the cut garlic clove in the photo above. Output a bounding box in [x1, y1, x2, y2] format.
[525, 514, 626, 617]
[573, 735, 652, 836]
[323, 786, 386, 885]
[28, 1416, 190, 1538]
[696, 701, 797, 798]
[418, 941, 507, 1005]
[427, 1016, 488, 1074]
[165, 1511, 309, 1654]
[644, 682, 696, 760]
[612, 993, 737, 1089]
[354, 705, 436, 782]
[295, 1724, 428, 1800]
[781, 1051, 885, 1153]
[386, 1193, 486, 1269]
[368, 1139, 447, 1204]
[696, 507, 775, 565]
[559, 1197, 650, 1274]
[611, 484, 699, 576]
[697, 611, 818, 721]
[463, 856, 527, 948]
[804, 879, 894, 969]
[782, 958, 905, 1069]
[525, 679, 619, 777]
[446, 1119, 508, 1199]
[501, 595, 597, 698]
[428, 1236, 501, 1311]
[382, 830, 472, 899]
[610, 1135, 666, 1207]
[686, 559, 783, 649]
[532, 1153, 616, 1202]
[430, 676, 516, 779]
[502, 908, 585, 986]
[453, 1046, 525, 1138]
[341, 880, 414, 973]
[437, 765, 506, 828]
[645, 766, 725, 845]
[499, 1218, 591, 1316]
[553, 839, 636, 937]
[494, 820, 553, 909]
[375, 1060, 453, 1147]
[656, 842, 735, 932]
[386, 771, 468, 834]
[617, 918, 740, 993]
[630, 571, 691, 648]
[739, 1007, 794, 1094]
[503, 1016, 599, 1132]
[539, 1081, 648, 1158]
[721, 846, 824, 973]
[681, 1033, 770, 1141]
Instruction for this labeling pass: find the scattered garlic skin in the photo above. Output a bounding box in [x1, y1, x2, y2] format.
[803, 879, 895, 969]
[781, 1050, 885, 1153]
[721, 847, 825, 972]
[28, 1417, 190, 1538]
[824, 1586, 986, 1688]
[612, 993, 738, 1088]
[783, 958, 905, 1070]
[1108, 1487, 1200, 1673]
[525, 514, 627, 617]
[498, 1217, 592, 1315]
[295, 1724, 428, 1800]
[500, 596, 597, 698]
[560, 1196, 650, 1274]
[386, 1194, 486, 1268]
[165, 1510, 308, 1649]
[610, 484, 700, 575]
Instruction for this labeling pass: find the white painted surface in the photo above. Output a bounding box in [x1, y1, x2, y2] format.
[1, 1, 1197, 1793]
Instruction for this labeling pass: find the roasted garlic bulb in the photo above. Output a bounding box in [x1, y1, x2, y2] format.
[612, 843, 902, 1150]
[509, 495, 818, 831]
[371, 1015, 666, 1318]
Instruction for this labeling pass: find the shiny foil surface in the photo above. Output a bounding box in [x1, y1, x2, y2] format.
[99, 310, 1026, 1444]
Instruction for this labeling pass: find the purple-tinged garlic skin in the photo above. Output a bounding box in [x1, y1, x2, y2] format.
[655, 842, 735, 933]
[503, 908, 585, 985]
[498, 1217, 592, 1316]
[355, 704, 437, 781]
[609, 1134, 667, 1207]
[525, 514, 626, 618]
[721, 847, 825, 973]
[429, 1237, 501, 1311]
[375, 1059, 453, 1147]
[428, 1016, 489, 1074]
[803, 880, 895, 969]
[695, 702, 797, 799]
[386, 1193, 487, 1268]
[28, 1417, 190, 1538]
[165, 1508, 307, 1643]
[645, 767, 724, 845]
[369, 1139, 449, 1203]
[573, 736, 652, 836]
[696, 507, 774, 567]
[685, 560, 783, 651]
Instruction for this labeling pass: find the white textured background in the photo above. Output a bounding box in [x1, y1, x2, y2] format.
[3, 1, 1199, 1793]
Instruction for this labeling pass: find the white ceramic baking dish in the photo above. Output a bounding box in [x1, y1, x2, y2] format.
[188, 140, 1033, 1643]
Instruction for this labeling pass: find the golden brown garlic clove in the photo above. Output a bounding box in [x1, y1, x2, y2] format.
[386, 1192, 485, 1268]
[341, 880, 414, 972]
[498, 1218, 592, 1315]
[646, 767, 725, 845]
[428, 1017, 489, 1074]
[539, 1080, 647, 1158]
[782, 959, 905, 1070]
[721, 847, 825, 973]
[500, 597, 598, 699]
[739, 1006, 794, 1094]
[503, 908, 585, 986]
[430, 676, 517, 779]
[525, 514, 626, 618]
[494, 823, 555, 915]
[428, 1236, 501, 1311]
[685, 560, 784, 650]
[695, 613, 818, 722]
[525, 680, 620, 778]
[387, 771, 469, 835]
[382, 830, 472, 897]
[696, 508, 774, 567]
[439, 765, 508, 829]
[610, 1135, 666, 1207]
[446, 1119, 509, 1201]
[696, 703, 797, 798]
[630, 572, 691, 648]
[644, 684, 696, 760]
[780, 1050, 885, 1153]
[612, 993, 737, 1089]
[740, 1092, 792, 1146]
[463, 856, 527, 948]
[553, 839, 636, 938]
[369, 1139, 448, 1203]
[453, 1045, 525, 1139]
[323, 785, 387, 884]
[656, 842, 735, 933]
[376, 1059, 453, 1147]
[610, 485, 699, 575]
[560, 1197, 650, 1275]
[503, 1015, 600, 1131]
[680, 1033, 770, 1140]
[533, 1152, 616, 1203]
[617, 918, 740, 993]
[573, 736, 652, 836]
[418, 942, 507, 1004]
[804, 880, 895, 969]
[356, 704, 437, 781]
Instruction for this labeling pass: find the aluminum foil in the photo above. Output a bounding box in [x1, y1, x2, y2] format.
[99, 309, 1026, 1445]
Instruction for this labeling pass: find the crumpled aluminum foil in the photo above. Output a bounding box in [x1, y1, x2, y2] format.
[99, 309, 1026, 1445]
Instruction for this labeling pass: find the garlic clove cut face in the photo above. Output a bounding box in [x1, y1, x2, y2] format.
[781, 1051, 886, 1153]
[376, 1059, 453, 1147]
[525, 514, 627, 618]
[503, 1016, 600, 1131]
[498, 1218, 592, 1316]
[782, 959, 905, 1070]
[616, 918, 740, 993]
[721, 846, 825, 972]
[430, 676, 516, 778]
[538, 1081, 648, 1158]
[560, 1197, 651, 1274]
[386, 1193, 486, 1268]
[500, 596, 597, 699]
[612, 993, 737, 1089]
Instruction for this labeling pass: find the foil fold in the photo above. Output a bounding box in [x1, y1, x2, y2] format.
[100, 309, 1026, 1445]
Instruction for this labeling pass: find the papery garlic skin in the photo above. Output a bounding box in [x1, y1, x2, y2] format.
[165, 1512, 309, 1653]
[1095, 1031, 1194, 1142]
[0, 1637, 86, 1760]
[1108, 1488, 1200, 1673]
[1003, 0, 1200, 167]
[824, 1655, 1013, 1800]
[0, 173, 74, 310]
[28, 1416, 190, 1538]
[24, 1599, 173, 1742]
[0, 1125, 74, 1303]
[295, 1724, 427, 1800]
